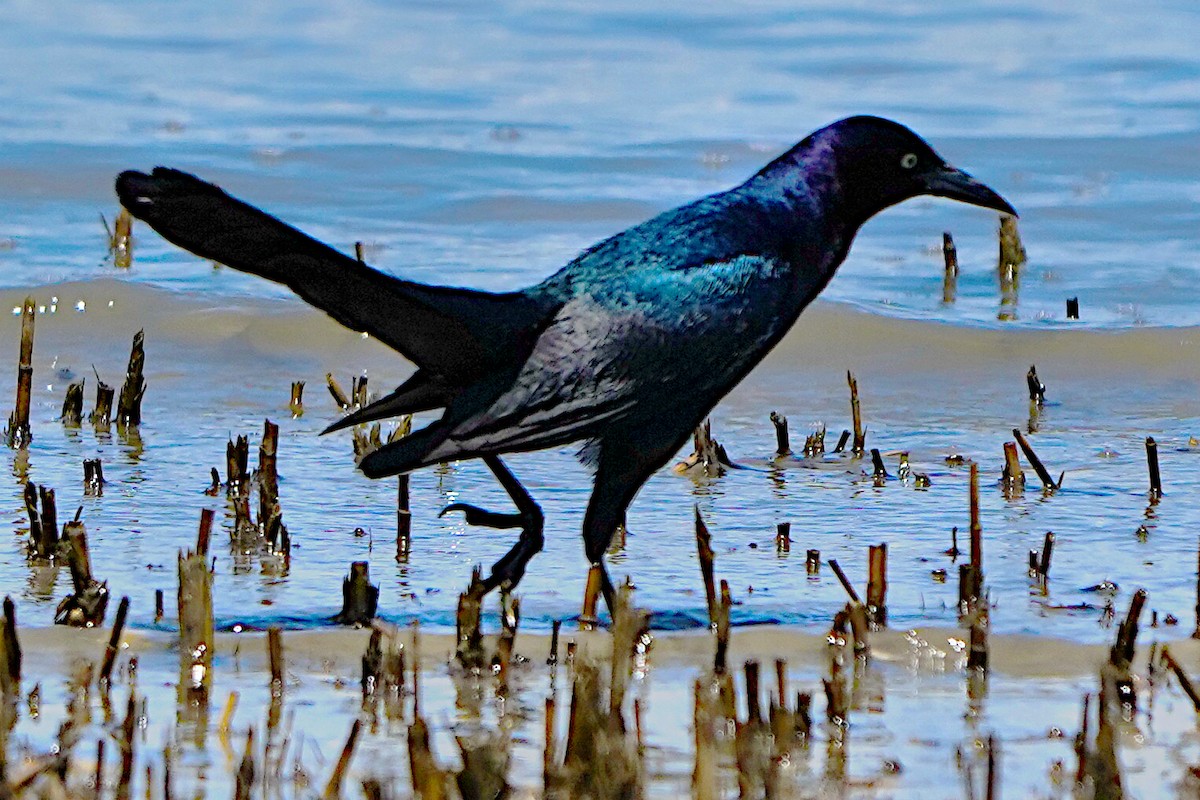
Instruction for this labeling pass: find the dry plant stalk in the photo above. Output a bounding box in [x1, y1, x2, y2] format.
[580, 563, 603, 631]
[100, 596, 130, 684]
[942, 231, 958, 303]
[226, 435, 250, 498]
[0, 597, 20, 697]
[61, 379, 85, 425]
[24, 482, 60, 560]
[1146, 436, 1162, 499]
[695, 507, 717, 625]
[5, 296, 35, 448]
[1102, 588, 1146, 715]
[673, 418, 733, 476]
[769, 411, 790, 456]
[775, 522, 791, 554]
[178, 509, 215, 695]
[997, 216, 1025, 320]
[55, 520, 110, 627]
[1160, 647, 1200, 712]
[83, 458, 105, 496]
[115, 330, 147, 428]
[268, 626, 284, 697]
[454, 566, 487, 669]
[1001, 441, 1025, 492]
[111, 208, 134, 268]
[847, 370, 865, 456]
[235, 728, 257, 800]
[326, 373, 352, 411]
[494, 592, 521, 690]
[1026, 365, 1046, 404]
[322, 719, 362, 800]
[333, 561, 379, 627]
[1012, 429, 1060, 490]
[734, 660, 775, 799]
[90, 381, 115, 429]
[867, 543, 888, 628]
[804, 424, 826, 457]
[289, 380, 305, 417]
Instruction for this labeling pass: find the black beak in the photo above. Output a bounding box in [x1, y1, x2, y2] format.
[923, 164, 1017, 217]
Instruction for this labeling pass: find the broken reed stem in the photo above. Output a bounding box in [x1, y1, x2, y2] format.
[268, 626, 284, 696]
[25, 482, 59, 560]
[0, 597, 20, 697]
[695, 507, 717, 625]
[847, 371, 865, 456]
[83, 458, 105, 496]
[116, 692, 136, 800]
[714, 581, 732, 674]
[397, 474, 411, 560]
[258, 419, 279, 530]
[289, 380, 305, 417]
[1001, 441, 1025, 491]
[455, 567, 486, 670]
[580, 563, 602, 630]
[867, 543, 887, 628]
[325, 373, 352, 411]
[828, 559, 862, 604]
[1161, 646, 1200, 712]
[322, 718, 362, 800]
[803, 425, 826, 457]
[942, 231, 958, 304]
[112, 208, 133, 268]
[1026, 365, 1046, 404]
[333, 561, 379, 627]
[769, 411, 790, 456]
[6, 296, 35, 448]
[100, 596, 130, 684]
[969, 462, 982, 590]
[775, 522, 791, 554]
[115, 330, 146, 428]
[226, 435, 250, 498]
[1012, 428, 1058, 490]
[56, 519, 110, 627]
[178, 510, 215, 694]
[61, 380, 85, 425]
[1038, 532, 1054, 583]
[91, 381, 115, 429]
[997, 216, 1025, 319]
[1146, 436, 1162, 498]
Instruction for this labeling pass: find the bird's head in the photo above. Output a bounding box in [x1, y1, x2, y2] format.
[815, 115, 1016, 222]
[759, 116, 1016, 229]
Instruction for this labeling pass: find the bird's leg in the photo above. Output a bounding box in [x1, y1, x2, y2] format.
[440, 455, 544, 594]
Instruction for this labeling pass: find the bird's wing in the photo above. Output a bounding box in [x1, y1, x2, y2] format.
[424, 253, 798, 461]
[116, 168, 553, 381]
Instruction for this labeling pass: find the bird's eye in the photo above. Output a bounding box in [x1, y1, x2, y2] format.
[900, 153, 919, 170]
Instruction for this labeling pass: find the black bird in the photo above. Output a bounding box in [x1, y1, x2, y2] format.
[116, 116, 1015, 612]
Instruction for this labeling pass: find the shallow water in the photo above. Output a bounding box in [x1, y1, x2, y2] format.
[2, 0, 1200, 794]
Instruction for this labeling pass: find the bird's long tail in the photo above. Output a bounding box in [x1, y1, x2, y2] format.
[116, 168, 548, 382]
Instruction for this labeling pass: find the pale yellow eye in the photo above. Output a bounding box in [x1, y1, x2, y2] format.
[900, 153, 918, 169]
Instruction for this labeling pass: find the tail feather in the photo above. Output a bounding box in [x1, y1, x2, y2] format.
[322, 371, 449, 435]
[116, 168, 552, 382]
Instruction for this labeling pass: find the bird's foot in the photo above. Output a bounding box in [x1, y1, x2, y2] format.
[441, 501, 543, 592]
[438, 503, 526, 530]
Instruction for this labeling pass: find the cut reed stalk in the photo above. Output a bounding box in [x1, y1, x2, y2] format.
[5, 297, 35, 448]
